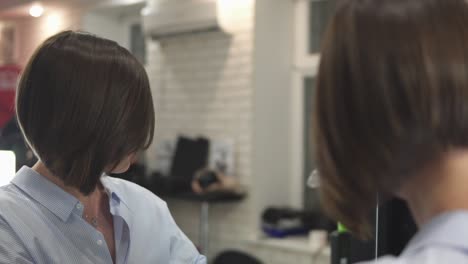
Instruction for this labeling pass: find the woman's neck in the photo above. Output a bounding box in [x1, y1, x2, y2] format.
[402, 150, 468, 227]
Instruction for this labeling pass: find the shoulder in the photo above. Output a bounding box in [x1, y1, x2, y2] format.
[0, 186, 35, 261]
[0, 184, 36, 216]
[359, 246, 468, 264]
[404, 246, 468, 263]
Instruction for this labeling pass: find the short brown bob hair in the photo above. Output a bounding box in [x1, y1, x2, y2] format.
[314, 0, 468, 236]
[16, 31, 154, 195]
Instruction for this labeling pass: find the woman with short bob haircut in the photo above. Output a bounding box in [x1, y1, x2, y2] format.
[0, 31, 206, 263]
[315, 0, 468, 262]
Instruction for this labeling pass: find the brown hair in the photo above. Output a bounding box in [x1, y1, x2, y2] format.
[314, 0, 468, 237]
[16, 31, 154, 195]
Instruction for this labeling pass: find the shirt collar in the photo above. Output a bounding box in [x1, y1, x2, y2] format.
[403, 210, 468, 256]
[11, 166, 80, 222]
[100, 175, 130, 210]
[11, 166, 129, 223]
[100, 175, 133, 227]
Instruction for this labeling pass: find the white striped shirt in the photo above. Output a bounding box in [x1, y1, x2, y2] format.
[0, 166, 206, 264]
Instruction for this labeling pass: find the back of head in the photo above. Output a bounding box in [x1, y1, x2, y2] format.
[314, 0, 468, 236]
[16, 31, 155, 195]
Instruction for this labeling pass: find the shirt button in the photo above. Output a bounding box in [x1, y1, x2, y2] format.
[97, 240, 103, 246]
[76, 204, 82, 210]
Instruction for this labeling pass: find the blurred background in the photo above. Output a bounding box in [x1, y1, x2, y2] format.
[0, 1, 416, 264]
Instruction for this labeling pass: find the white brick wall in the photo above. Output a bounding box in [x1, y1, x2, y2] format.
[144, 0, 257, 256]
[145, 1, 329, 263]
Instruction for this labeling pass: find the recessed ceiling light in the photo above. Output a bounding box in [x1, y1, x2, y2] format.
[29, 4, 44, 18]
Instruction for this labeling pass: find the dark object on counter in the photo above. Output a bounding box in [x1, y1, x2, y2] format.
[213, 250, 262, 264]
[197, 170, 219, 189]
[261, 207, 335, 238]
[146, 136, 210, 194]
[168, 136, 209, 192]
[192, 169, 246, 196]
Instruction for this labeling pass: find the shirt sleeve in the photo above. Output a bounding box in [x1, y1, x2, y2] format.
[358, 245, 468, 264]
[0, 217, 34, 264]
[163, 204, 207, 264]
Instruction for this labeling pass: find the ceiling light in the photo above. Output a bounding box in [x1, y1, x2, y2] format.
[29, 4, 44, 18]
